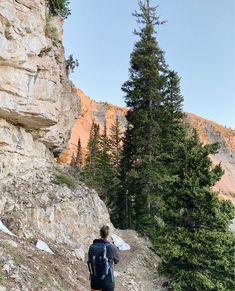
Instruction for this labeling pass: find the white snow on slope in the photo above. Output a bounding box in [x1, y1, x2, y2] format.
[112, 234, 131, 251]
[0, 220, 16, 237]
[36, 240, 54, 254]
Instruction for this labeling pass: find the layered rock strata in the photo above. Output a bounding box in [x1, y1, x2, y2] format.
[0, 0, 80, 177]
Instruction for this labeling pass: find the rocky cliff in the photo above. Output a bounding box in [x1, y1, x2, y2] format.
[0, 0, 80, 178]
[60, 89, 235, 203]
[186, 113, 235, 203]
[0, 1, 165, 290]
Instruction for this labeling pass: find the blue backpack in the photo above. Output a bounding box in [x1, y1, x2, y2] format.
[87, 242, 111, 280]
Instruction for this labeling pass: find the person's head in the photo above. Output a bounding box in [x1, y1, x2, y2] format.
[100, 225, 110, 240]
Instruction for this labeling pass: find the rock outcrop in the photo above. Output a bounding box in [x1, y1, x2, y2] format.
[0, 166, 165, 290]
[0, 0, 80, 177]
[0, 167, 111, 255]
[0, 118, 52, 179]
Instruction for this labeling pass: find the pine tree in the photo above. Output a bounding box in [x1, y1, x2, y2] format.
[108, 117, 123, 224]
[118, 1, 235, 290]
[75, 138, 83, 168]
[156, 130, 235, 291]
[109, 116, 122, 170]
[98, 120, 114, 202]
[84, 120, 116, 205]
[160, 70, 186, 156]
[84, 121, 101, 188]
[118, 0, 168, 230]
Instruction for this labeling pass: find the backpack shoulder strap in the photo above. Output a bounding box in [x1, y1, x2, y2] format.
[103, 242, 108, 259]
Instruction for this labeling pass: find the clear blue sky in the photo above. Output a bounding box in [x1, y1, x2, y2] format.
[63, 0, 235, 128]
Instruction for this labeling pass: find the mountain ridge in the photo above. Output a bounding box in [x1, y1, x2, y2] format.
[60, 88, 235, 203]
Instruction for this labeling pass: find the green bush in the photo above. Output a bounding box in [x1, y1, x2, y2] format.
[66, 54, 79, 75]
[48, 0, 71, 19]
[45, 22, 58, 39]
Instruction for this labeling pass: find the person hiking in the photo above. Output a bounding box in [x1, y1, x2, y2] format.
[88, 225, 120, 291]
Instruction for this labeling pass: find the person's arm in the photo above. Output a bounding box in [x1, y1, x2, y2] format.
[111, 244, 120, 264]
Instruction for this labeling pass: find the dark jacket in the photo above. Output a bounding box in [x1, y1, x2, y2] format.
[92, 239, 120, 264]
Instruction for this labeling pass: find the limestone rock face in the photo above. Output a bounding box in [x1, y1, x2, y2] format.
[0, 118, 53, 179]
[0, 0, 80, 154]
[0, 167, 164, 290]
[0, 168, 111, 250]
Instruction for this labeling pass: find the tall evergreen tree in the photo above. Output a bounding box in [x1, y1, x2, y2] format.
[98, 120, 114, 202]
[109, 116, 123, 170]
[156, 130, 235, 291]
[84, 121, 101, 188]
[75, 138, 83, 168]
[118, 0, 169, 230]
[118, 1, 235, 290]
[108, 117, 123, 224]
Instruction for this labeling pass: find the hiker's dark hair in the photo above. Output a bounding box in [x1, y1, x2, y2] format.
[100, 225, 110, 239]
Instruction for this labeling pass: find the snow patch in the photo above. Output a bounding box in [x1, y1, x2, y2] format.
[36, 240, 54, 254]
[0, 220, 16, 237]
[112, 234, 131, 251]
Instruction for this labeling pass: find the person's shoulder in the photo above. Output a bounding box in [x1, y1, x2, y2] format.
[91, 239, 104, 245]
[107, 242, 118, 251]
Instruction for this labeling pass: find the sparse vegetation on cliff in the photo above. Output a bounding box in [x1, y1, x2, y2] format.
[48, 0, 71, 19]
[45, 22, 60, 46]
[66, 54, 79, 75]
[44, 13, 62, 48]
[52, 168, 77, 189]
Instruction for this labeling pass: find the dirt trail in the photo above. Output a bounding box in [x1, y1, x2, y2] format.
[113, 230, 166, 291]
[0, 229, 166, 291]
[3, 220, 234, 290]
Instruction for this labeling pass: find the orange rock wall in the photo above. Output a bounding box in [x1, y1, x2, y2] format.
[59, 88, 127, 163]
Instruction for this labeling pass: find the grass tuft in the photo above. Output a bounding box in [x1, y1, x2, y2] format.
[52, 168, 77, 190]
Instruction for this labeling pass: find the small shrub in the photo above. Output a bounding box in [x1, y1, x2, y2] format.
[52, 169, 77, 189]
[66, 54, 79, 75]
[48, 0, 71, 19]
[45, 21, 60, 47]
